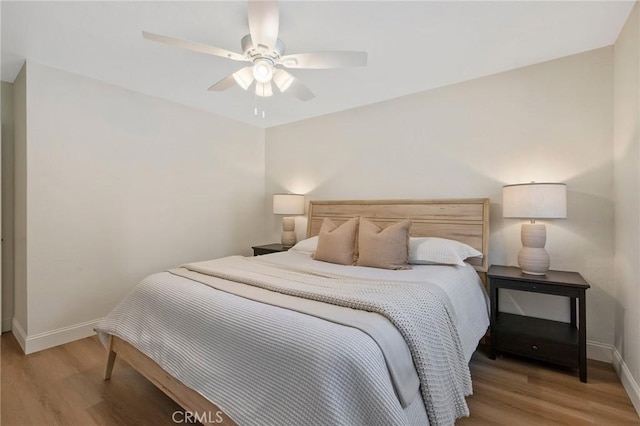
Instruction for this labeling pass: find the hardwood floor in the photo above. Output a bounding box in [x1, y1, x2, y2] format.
[458, 349, 640, 425]
[2, 332, 638, 425]
[1, 333, 188, 425]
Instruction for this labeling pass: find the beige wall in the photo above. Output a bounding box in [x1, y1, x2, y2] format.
[614, 1, 640, 413]
[266, 47, 615, 357]
[1, 81, 15, 332]
[13, 65, 27, 336]
[14, 61, 266, 352]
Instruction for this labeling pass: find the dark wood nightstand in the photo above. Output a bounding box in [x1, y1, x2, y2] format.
[252, 243, 288, 256]
[488, 265, 590, 382]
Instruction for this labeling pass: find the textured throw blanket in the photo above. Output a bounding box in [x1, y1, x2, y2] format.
[170, 266, 421, 408]
[182, 256, 472, 425]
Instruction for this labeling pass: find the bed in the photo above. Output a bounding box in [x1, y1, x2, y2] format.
[97, 198, 490, 426]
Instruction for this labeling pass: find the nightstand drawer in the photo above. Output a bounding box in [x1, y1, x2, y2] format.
[497, 332, 579, 367]
[491, 278, 580, 298]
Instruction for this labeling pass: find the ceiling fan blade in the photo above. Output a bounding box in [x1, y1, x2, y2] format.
[142, 31, 247, 62]
[247, 0, 279, 51]
[279, 51, 368, 69]
[208, 75, 237, 92]
[273, 70, 315, 101]
[287, 79, 315, 102]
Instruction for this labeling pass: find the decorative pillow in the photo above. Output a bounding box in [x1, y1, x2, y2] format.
[409, 237, 483, 266]
[356, 218, 411, 270]
[312, 217, 359, 265]
[290, 236, 319, 255]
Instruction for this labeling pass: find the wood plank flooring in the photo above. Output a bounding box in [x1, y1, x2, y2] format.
[2, 332, 638, 425]
[458, 349, 640, 425]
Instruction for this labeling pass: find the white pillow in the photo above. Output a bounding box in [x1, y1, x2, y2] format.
[409, 237, 483, 266]
[290, 236, 319, 255]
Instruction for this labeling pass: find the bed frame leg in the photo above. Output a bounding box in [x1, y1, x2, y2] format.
[103, 335, 117, 380]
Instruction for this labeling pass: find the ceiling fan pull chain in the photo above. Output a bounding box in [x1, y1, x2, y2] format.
[253, 88, 266, 119]
[254, 91, 258, 116]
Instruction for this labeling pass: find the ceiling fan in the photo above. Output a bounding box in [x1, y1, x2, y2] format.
[143, 0, 367, 102]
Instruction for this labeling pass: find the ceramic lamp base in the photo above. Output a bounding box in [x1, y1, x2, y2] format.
[281, 216, 297, 248]
[518, 223, 550, 275]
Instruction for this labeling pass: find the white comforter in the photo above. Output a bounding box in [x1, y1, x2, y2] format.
[96, 251, 489, 426]
[265, 252, 490, 363]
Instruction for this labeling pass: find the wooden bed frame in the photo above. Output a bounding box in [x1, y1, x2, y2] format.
[103, 198, 490, 425]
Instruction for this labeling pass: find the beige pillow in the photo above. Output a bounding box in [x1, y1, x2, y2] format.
[357, 218, 411, 270]
[313, 217, 359, 265]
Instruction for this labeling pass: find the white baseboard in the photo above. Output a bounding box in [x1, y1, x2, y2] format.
[585, 340, 640, 416]
[613, 347, 640, 416]
[11, 318, 27, 353]
[587, 340, 614, 363]
[11, 318, 102, 354]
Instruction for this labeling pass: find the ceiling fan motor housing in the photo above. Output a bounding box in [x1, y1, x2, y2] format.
[241, 34, 285, 63]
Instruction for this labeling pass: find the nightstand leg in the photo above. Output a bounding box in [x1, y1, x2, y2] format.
[490, 285, 498, 360]
[579, 291, 587, 382]
[570, 297, 577, 327]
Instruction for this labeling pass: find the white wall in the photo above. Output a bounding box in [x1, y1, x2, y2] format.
[13, 61, 266, 352]
[266, 47, 615, 358]
[2, 81, 15, 332]
[13, 65, 27, 337]
[614, 1, 640, 414]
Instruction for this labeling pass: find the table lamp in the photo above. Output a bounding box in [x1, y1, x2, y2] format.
[502, 182, 567, 275]
[273, 193, 305, 248]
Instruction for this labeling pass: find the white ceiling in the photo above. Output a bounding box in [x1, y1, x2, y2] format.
[1, 1, 635, 128]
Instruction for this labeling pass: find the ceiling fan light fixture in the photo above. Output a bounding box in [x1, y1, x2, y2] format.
[232, 67, 254, 90]
[255, 81, 273, 97]
[253, 59, 274, 83]
[273, 69, 294, 92]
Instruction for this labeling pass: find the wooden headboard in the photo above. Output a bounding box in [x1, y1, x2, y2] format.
[307, 198, 490, 273]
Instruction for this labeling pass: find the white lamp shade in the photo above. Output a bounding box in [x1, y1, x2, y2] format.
[253, 59, 274, 83]
[232, 67, 254, 90]
[503, 183, 567, 219]
[273, 194, 305, 215]
[255, 82, 273, 97]
[273, 69, 294, 92]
